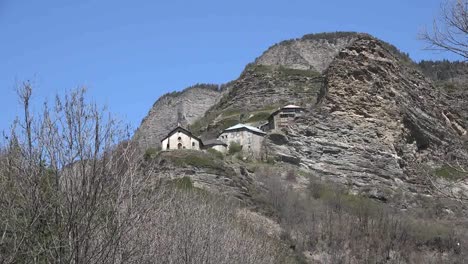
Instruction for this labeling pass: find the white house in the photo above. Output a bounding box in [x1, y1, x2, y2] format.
[218, 124, 266, 157]
[161, 125, 202, 151]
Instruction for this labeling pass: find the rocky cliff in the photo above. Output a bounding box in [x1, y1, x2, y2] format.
[133, 84, 225, 150]
[136, 32, 467, 203]
[265, 35, 467, 201]
[255, 32, 359, 72]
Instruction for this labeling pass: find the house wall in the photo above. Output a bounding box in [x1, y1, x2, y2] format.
[161, 131, 200, 151]
[210, 145, 227, 153]
[219, 130, 264, 157]
[271, 109, 304, 130]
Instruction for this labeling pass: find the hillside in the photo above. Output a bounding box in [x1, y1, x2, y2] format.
[3, 32, 468, 264]
[131, 32, 468, 263]
[135, 33, 467, 198]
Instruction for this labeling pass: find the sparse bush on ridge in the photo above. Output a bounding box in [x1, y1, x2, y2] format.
[207, 148, 224, 159]
[254, 168, 468, 263]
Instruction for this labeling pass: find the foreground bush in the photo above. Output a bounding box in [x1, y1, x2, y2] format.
[255, 168, 467, 264]
[0, 84, 294, 264]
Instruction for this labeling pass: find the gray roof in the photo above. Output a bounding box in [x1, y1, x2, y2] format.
[223, 124, 266, 135]
[203, 139, 227, 146]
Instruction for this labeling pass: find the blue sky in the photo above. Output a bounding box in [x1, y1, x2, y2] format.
[0, 0, 462, 135]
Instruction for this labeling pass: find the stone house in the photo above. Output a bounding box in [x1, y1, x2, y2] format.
[161, 125, 202, 151]
[268, 105, 305, 131]
[218, 124, 266, 156]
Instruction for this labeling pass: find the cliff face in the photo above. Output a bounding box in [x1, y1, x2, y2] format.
[266, 36, 467, 199]
[135, 32, 467, 202]
[133, 85, 224, 150]
[254, 32, 359, 72]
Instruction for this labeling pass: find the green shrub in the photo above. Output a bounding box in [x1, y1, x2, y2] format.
[434, 165, 466, 181]
[218, 118, 239, 130]
[265, 156, 276, 164]
[278, 66, 321, 78]
[245, 112, 271, 123]
[174, 153, 219, 169]
[221, 108, 243, 117]
[228, 142, 242, 155]
[207, 148, 224, 159]
[144, 147, 160, 160]
[172, 176, 194, 190]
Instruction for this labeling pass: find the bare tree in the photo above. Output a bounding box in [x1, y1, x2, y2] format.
[421, 0, 468, 59]
[0, 83, 294, 264]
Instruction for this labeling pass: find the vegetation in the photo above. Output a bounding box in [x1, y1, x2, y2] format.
[162, 83, 221, 98]
[171, 176, 194, 190]
[277, 66, 321, 78]
[171, 150, 226, 170]
[434, 165, 467, 181]
[207, 148, 224, 159]
[0, 85, 295, 264]
[254, 168, 467, 263]
[228, 142, 243, 155]
[301, 31, 359, 43]
[245, 111, 271, 123]
[418, 60, 467, 91]
[144, 147, 160, 160]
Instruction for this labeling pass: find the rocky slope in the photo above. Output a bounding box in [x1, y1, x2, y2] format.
[135, 32, 467, 203]
[133, 84, 225, 150]
[265, 35, 467, 201]
[255, 32, 359, 72]
[418, 60, 468, 130]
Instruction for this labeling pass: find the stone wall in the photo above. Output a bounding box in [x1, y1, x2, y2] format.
[219, 130, 264, 157]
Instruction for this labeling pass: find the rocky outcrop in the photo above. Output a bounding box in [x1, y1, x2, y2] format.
[133, 85, 224, 150]
[255, 32, 359, 72]
[147, 150, 255, 201]
[135, 32, 467, 203]
[265, 36, 467, 200]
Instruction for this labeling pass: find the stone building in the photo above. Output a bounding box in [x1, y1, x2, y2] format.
[268, 105, 305, 131]
[161, 125, 202, 151]
[218, 124, 266, 157]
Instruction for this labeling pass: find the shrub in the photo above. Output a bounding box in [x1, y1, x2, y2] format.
[144, 147, 160, 160]
[245, 112, 271, 123]
[171, 176, 194, 190]
[434, 165, 466, 181]
[173, 152, 221, 170]
[228, 142, 242, 155]
[285, 170, 297, 182]
[278, 66, 321, 78]
[207, 148, 224, 159]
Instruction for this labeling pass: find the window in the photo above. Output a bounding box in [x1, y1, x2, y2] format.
[178, 136, 182, 141]
[166, 144, 169, 149]
[192, 142, 195, 147]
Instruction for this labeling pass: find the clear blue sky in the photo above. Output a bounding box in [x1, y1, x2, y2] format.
[0, 0, 462, 135]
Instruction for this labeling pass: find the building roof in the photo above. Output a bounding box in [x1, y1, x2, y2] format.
[202, 139, 227, 147]
[270, 104, 305, 118]
[160, 125, 202, 143]
[222, 123, 266, 135]
[283, 104, 302, 109]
